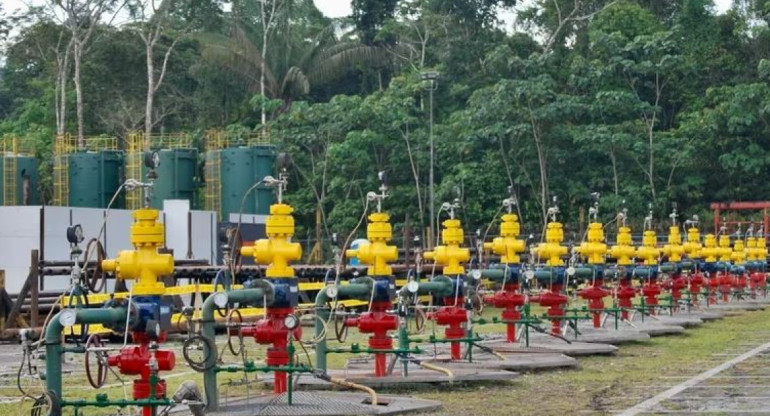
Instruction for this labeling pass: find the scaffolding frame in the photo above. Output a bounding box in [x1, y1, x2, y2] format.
[0, 137, 33, 206]
[53, 134, 118, 206]
[203, 129, 270, 220]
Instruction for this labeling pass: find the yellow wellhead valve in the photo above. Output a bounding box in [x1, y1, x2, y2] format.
[101, 209, 173, 296]
[241, 203, 302, 278]
[346, 212, 398, 276]
[425, 218, 470, 275]
[484, 213, 525, 264]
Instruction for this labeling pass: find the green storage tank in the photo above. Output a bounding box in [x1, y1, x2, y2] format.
[67, 151, 124, 208]
[211, 145, 275, 219]
[0, 156, 39, 205]
[143, 148, 198, 209]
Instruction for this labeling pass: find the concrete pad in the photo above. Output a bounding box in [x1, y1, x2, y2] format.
[672, 310, 723, 321]
[701, 302, 765, 312]
[480, 334, 618, 356]
[563, 324, 651, 345]
[183, 391, 442, 416]
[412, 351, 578, 372]
[609, 320, 686, 336]
[263, 364, 518, 389]
[628, 313, 703, 327]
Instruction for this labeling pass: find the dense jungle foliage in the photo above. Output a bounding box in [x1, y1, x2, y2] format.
[2, 0, 770, 241]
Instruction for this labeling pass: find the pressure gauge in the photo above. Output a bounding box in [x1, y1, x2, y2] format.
[66, 224, 84, 245]
[59, 309, 77, 327]
[566, 266, 576, 276]
[283, 314, 299, 330]
[144, 151, 160, 169]
[525, 270, 535, 280]
[406, 281, 419, 294]
[470, 270, 482, 280]
[325, 285, 339, 299]
[213, 292, 229, 308]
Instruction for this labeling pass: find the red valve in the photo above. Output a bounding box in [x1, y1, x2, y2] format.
[666, 273, 687, 310]
[641, 281, 661, 315]
[732, 272, 748, 300]
[749, 272, 766, 297]
[484, 283, 525, 342]
[614, 279, 636, 320]
[689, 272, 705, 305]
[343, 300, 398, 377]
[428, 297, 468, 360]
[107, 341, 175, 416]
[577, 280, 609, 328]
[718, 272, 733, 302]
[240, 307, 301, 394]
[708, 274, 720, 304]
[530, 284, 568, 335]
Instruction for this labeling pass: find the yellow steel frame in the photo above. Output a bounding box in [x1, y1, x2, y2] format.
[1, 137, 18, 206]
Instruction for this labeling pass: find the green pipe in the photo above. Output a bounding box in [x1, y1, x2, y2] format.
[571, 267, 601, 279]
[45, 306, 128, 407]
[413, 276, 454, 297]
[202, 288, 265, 411]
[313, 280, 372, 372]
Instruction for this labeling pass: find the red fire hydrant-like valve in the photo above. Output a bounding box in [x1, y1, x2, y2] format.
[689, 272, 705, 305]
[614, 277, 636, 320]
[578, 282, 609, 328]
[484, 283, 525, 342]
[430, 296, 469, 360]
[344, 300, 398, 376]
[718, 271, 733, 302]
[641, 281, 661, 314]
[732, 271, 748, 300]
[107, 336, 175, 416]
[707, 272, 720, 304]
[531, 285, 568, 335]
[241, 307, 302, 393]
[749, 270, 766, 295]
[666, 272, 688, 310]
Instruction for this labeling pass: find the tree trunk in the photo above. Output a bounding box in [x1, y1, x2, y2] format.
[55, 49, 70, 135]
[73, 42, 85, 148]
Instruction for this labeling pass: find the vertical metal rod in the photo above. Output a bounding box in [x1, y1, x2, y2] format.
[428, 86, 435, 249]
[30, 250, 39, 327]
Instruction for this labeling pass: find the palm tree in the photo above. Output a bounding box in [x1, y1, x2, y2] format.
[199, 18, 388, 117]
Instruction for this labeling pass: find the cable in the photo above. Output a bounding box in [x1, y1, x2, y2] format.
[230, 179, 266, 279]
[480, 204, 505, 264]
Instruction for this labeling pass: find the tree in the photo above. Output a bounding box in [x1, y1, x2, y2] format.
[49, 0, 128, 147]
[127, 0, 221, 147]
[352, 0, 398, 45]
[199, 18, 387, 119]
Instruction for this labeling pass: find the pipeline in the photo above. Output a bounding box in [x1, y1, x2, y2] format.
[201, 288, 266, 411]
[313, 278, 373, 371]
[44, 306, 128, 408]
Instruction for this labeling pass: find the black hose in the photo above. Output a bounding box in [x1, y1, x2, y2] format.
[183, 335, 215, 372]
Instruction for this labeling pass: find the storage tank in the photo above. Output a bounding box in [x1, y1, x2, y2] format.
[65, 151, 124, 208]
[206, 145, 275, 219]
[144, 148, 198, 209]
[0, 155, 39, 205]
